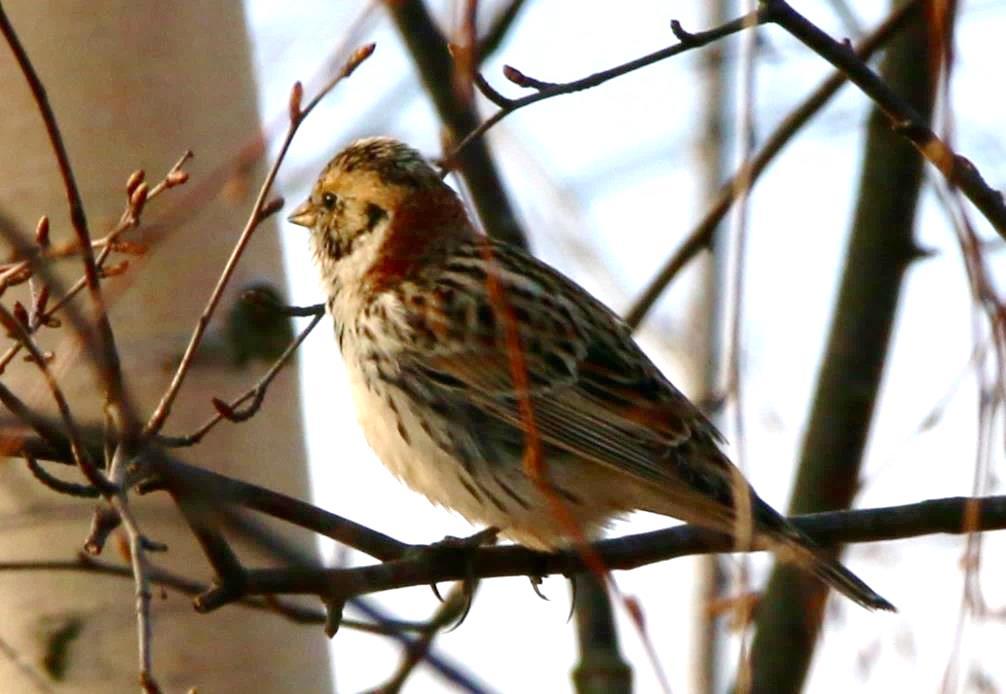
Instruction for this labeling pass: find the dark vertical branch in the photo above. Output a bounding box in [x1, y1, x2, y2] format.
[570, 574, 632, 694]
[745, 2, 939, 692]
[386, 0, 528, 248]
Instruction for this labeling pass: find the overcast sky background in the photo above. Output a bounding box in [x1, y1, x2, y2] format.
[246, 2, 1006, 691]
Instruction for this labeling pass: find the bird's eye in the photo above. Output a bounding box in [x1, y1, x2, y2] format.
[321, 192, 338, 210]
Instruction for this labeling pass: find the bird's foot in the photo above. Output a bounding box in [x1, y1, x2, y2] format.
[413, 527, 499, 626]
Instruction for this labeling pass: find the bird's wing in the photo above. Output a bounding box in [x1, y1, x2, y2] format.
[389, 239, 723, 489]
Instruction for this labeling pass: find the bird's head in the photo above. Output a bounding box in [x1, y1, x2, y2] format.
[289, 137, 472, 299]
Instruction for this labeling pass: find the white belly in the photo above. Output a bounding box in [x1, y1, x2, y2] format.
[343, 348, 626, 549]
[346, 363, 492, 520]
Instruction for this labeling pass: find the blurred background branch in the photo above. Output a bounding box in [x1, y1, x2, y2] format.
[746, 2, 941, 692]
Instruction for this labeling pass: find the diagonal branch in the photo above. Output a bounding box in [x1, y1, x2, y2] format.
[761, 0, 1006, 237]
[624, 0, 922, 328]
[0, 304, 113, 494]
[453, 8, 766, 163]
[158, 306, 325, 447]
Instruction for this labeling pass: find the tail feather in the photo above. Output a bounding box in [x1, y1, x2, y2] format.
[640, 466, 895, 610]
[758, 502, 895, 611]
[804, 550, 896, 611]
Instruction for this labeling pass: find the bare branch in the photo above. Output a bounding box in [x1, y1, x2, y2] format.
[761, 0, 1006, 238]
[0, 153, 192, 378]
[151, 452, 410, 562]
[624, 0, 921, 328]
[108, 496, 160, 692]
[450, 8, 765, 161]
[196, 494, 1006, 608]
[387, 0, 528, 248]
[477, 0, 527, 59]
[0, 303, 113, 494]
[24, 453, 99, 498]
[159, 308, 324, 447]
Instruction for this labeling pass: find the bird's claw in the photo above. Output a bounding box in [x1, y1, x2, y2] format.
[417, 527, 498, 623]
[528, 575, 549, 601]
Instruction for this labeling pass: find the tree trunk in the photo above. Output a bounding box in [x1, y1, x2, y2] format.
[0, 2, 331, 691]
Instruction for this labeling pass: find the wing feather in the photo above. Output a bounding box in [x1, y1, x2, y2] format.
[389, 239, 722, 488]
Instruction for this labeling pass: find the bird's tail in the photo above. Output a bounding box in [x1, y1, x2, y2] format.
[774, 534, 895, 611]
[640, 459, 894, 610]
[759, 505, 895, 611]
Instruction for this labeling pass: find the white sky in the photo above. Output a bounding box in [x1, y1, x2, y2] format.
[247, 2, 1006, 692]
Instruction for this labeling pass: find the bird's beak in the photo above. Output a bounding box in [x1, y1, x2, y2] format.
[287, 199, 317, 228]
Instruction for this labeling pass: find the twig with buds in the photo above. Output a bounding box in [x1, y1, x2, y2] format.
[0, 4, 137, 444]
[0, 155, 192, 374]
[451, 9, 764, 164]
[0, 302, 111, 493]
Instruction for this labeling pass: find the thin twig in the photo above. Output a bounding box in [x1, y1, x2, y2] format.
[108, 497, 160, 693]
[24, 453, 99, 498]
[477, 0, 526, 58]
[0, 630, 54, 694]
[388, 0, 527, 248]
[0, 154, 191, 378]
[455, 8, 766, 161]
[724, 7, 762, 692]
[152, 452, 410, 562]
[0, 303, 113, 494]
[375, 584, 470, 693]
[0, 555, 437, 637]
[0, 379, 70, 451]
[143, 44, 375, 437]
[3, 421, 412, 563]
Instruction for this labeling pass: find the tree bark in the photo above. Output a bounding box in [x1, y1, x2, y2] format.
[0, 2, 330, 691]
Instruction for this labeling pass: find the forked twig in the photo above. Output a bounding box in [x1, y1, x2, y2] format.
[0, 153, 192, 374]
[0, 303, 112, 494]
[159, 306, 325, 446]
[761, 0, 1006, 236]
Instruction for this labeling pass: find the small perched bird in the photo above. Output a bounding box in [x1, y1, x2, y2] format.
[289, 137, 893, 611]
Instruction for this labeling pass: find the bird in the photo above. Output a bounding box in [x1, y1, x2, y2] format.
[288, 136, 893, 611]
